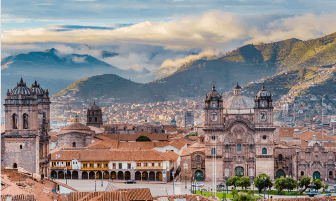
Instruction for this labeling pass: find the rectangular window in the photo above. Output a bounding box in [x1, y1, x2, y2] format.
[105, 163, 108, 167]
[158, 163, 162, 167]
[128, 163, 131, 169]
[144, 163, 148, 167]
[119, 163, 122, 169]
[90, 163, 93, 168]
[113, 163, 116, 169]
[137, 163, 141, 167]
[97, 163, 100, 168]
[152, 163, 155, 167]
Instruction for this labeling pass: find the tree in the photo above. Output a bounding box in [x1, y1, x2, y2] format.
[136, 135, 151, 142]
[233, 193, 256, 201]
[254, 173, 273, 192]
[274, 176, 287, 194]
[237, 176, 251, 190]
[286, 177, 298, 192]
[313, 179, 322, 191]
[298, 176, 311, 194]
[228, 176, 240, 188]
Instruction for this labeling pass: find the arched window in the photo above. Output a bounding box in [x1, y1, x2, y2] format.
[262, 148, 267, 154]
[301, 171, 304, 176]
[196, 155, 201, 163]
[92, 112, 94, 115]
[329, 171, 333, 176]
[211, 148, 216, 155]
[250, 145, 253, 149]
[12, 114, 18, 129]
[23, 114, 28, 129]
[89, 117, 92, 122]
[279, 154, 283, 161]
[237, 144, 241, 152]
[212, 136, 216, 140]
[73, 142, 76, 147]
[20, 145, 22, 149]
[225, 145, 229, 150]
[95, 117, 97, 122]
[13, 163, 17, 168]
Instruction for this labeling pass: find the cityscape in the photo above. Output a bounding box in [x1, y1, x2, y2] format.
[2, 0, 336, 201]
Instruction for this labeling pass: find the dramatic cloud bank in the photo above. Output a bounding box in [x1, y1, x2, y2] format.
[3, 11, 336, 52]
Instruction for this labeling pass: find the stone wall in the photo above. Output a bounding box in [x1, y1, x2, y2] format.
[56, 133, 92, 148]
[2, 136, 39, 174]
[256, 157, 274, 179]
[205, 158, 223, 182]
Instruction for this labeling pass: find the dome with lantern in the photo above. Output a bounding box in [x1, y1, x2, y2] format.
[223, 83, 254, 112]
[9, 78, 33, 96]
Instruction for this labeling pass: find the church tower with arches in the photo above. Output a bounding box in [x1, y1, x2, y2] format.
[2, 78, 50, 177]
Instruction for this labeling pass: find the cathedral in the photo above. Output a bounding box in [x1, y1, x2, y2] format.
[181, 84, 336, 182]
[1, 78, 50, 177]
[201, 84, 276, 181]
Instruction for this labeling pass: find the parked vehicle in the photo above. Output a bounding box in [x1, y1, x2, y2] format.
[217, 183, 225, 189]
[125, 180, 136, 184]
[193, 182, 204, 187]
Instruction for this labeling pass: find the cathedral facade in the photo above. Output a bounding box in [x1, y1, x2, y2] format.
[1, 79, 51, 177]
[182, 84, 336, 182]
[200, 84, 276, 181]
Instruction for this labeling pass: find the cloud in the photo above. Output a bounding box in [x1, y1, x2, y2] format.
[3, 11, 336, 53]
[72, 56, 87, 63]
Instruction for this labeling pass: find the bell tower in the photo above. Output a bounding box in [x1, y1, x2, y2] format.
[204, 85, 223, 127]
[254, 85, 273, 127]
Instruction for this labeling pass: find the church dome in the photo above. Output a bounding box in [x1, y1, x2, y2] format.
[30, 80, 45, 95]
[89, 102, 100, 110]
[223, 95, 254, 109]
[63, 123, 91, 131]
[10, 78, 33, 95]
[206, 85, 222, 100]
[223, 83, 254, 110]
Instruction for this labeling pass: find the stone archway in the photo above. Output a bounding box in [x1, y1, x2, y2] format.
[149, 172, 155, 181]
[135, 171, 141, 180]
[103, 171, 109, 179]
[235, 166, 244, 177]
[276, 169, 285, 179]
[58, 171, 64, 179]
[195, 170, 204, 181]
[82, 171, 88, 179]
[313, 171, 320, 181]
[72, 171, 78, 179]
[118, 171, 124, 180]
[125, 171, 131, 180]
[89, 171, 95, 179]
[156, 172, 162, 181]
[51, 170, 57, 179]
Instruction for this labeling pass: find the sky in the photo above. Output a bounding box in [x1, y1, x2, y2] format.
[2, 0, 336, 75]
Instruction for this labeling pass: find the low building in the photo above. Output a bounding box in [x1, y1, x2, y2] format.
[50, 148, 179, 182]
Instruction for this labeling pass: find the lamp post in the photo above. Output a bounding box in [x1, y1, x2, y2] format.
[172, 170, 175, 195]
[184, 163, 188, 189]
[102, 171, 104, 187]
[263, 178, 266, 199]
[287, 176, 289, 196]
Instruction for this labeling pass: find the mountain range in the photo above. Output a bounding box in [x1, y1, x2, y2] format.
[2, 32, 336, 103]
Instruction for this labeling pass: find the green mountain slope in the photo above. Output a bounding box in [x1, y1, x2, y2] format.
[220, 32, 336, 70]
[54, 74, 156, 102]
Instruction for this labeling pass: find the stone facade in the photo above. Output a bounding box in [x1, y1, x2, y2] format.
[2, 78, 50, 176]
[86, 102, 103, 128]
[55, 123, 95, 148]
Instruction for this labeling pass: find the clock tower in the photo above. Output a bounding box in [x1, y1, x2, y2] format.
[204, 85, 223, 127]
[254, 85, 273, 127]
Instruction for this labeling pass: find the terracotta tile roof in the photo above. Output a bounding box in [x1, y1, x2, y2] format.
[154, 141, 170, 147]
[56, 123, 95, 135]
[51, 149, 175, 161]
[301, 140, 308, 148]
[88, 126, 104, 134]
[169, 139, 188, 150]
[180, 143, 205, 156]
[161, 150, 179, 160]
[117, 141, 154, 150]
[279, 128, 296, 138]
[86, 140, 118, 149]
[106, 133, 169, 142]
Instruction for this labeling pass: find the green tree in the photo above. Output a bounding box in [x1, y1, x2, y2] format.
[233, 193, 256, 201]
[136, 135, 151, 142]
[298, 176, 311, 194]
[237, 176, 251, 190]
[254, 173, 273, 192]
[313, 179, 322, 191]
[228, 176, 240, 188]
[274, 176, 287, 194]
[286, 177, 298, 192]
